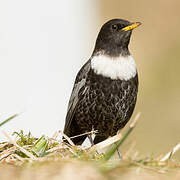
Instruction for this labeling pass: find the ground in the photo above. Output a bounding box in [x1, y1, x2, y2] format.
[0, 125, 180, 180]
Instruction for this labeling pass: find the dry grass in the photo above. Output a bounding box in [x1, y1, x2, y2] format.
[1, 138, 180, 180]
[1, 114, 180, 180]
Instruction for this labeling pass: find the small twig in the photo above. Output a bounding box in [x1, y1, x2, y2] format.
[89, 133, 122, 152]
[59, 130, 75, 146]
[66, 146, 78, 156]
[0, 142, 10, 149]
[130, 112, 141, 128]
[70, 130, 98, 139]
[132, 161, 166, 174]
[12, 153, 25, 162]
[132, 151, 139, 160]
[52, 131, 59, 140]
[61, 130, 98, 146]
[0, 146, 16, 161]
[160, 142, 180, 161]
[46, 145, 63, 153]
[2, 130, 38, 161]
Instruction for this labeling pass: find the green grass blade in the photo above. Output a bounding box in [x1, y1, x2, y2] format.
[104, 126, 134, 161]
[31, 135, 48, 157]
[0, 114, 18, 127]
[103, 113, 140, 161]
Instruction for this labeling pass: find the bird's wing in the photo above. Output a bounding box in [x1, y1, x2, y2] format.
[63, 60, 91, 133]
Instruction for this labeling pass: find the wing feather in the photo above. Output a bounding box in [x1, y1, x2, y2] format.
[63, 60, 91, 133]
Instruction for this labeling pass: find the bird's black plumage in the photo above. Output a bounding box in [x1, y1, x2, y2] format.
[93, 19, 132, 57]
[63, 19, 141, 145]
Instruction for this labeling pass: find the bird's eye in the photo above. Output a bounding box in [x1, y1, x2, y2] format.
[111, 24, 118, 30]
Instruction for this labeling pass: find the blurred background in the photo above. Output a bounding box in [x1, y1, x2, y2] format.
[0, 0, 180, 157]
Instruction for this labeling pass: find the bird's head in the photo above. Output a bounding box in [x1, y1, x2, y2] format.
[93, 19, 141, 57]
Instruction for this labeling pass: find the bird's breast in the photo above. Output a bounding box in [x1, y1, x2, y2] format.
[75, 68, 138, 136]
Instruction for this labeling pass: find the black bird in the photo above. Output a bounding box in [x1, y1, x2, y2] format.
[64, 19, 141, 145]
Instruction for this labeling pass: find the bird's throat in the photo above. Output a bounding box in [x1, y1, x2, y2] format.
[91, 54, 137, 81]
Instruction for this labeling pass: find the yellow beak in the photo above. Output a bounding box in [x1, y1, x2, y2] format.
[122, 22, 141, 31]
